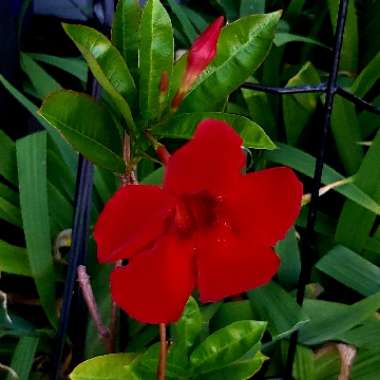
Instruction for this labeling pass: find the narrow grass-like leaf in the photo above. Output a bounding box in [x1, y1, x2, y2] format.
[0, 130, 18, 185]
[282, 62, 320, 145]
[38, 90, 125, 173]
[5, 336, 39, 380]
[0, 74, 77, 172]
[248, 282, 309, 340]
[335, 128, 380, 252]
[316, 245, 380, 296]
[20, 53, 62, 98]
[28, 53, 88, 82]
[154, 112, 275, 149]
[16, 132, 57, 327]
[179, 12, 281, 112]
[263, 144, 380, 215]
[338, 320, 380, 350]
[299, 292, 380, 345]
[167, 0, 197, 43]
[0, 240, 31, 277]
[274, 33, 329, 49]
[139, 0, 174, 120]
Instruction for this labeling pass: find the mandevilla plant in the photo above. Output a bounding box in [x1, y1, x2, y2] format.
[36, 0, 302, 378]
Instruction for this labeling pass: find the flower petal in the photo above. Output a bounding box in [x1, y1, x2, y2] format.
[94, 185, 174, 263]
[164, 119, 245, 196]
[111, 235, 195, 324]
[224, 167, 303, 246]
[196, 223, 280, 303]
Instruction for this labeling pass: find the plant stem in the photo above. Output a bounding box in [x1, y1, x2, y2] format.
[157, 323, 168, 380]
[77, 265, 112, 352]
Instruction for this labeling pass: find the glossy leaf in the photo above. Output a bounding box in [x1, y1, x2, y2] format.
[16, 132, 57, 327]
[282, 62, 320, 145]
[316, 245, 380, 296]
[263, 144, 380, 215]
[38, 90, 125, 173]
[62, 23, 136, 130]
[190, 320, 266, 374]
[0, 240, 31, 277]
[20, 52, 62, 98]
[211, 300, 253, 331]
[139, 0, 173, 120]
[248, 282, 309, 340]
[5, 336, 39, 380]
[154, 112, 275, 149]
[335, 128, 380, 252]
[112, 0, 141, 77]
[70, 353, 138, 380]
[172, 296, 202, 351]
[299, 292, 380, 345]
[179, 12, 281, 112]
[194, 351, 267, 380]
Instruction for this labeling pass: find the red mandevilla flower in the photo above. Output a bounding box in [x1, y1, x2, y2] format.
[94, 120, 303, 324]
[172, 16, 224, 108]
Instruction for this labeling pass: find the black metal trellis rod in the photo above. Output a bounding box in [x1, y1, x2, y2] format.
[50, 2, 113, 378]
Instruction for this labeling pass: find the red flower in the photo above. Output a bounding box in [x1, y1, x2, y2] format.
[172, 16, 224, 108]
[94, 120, 303, 324]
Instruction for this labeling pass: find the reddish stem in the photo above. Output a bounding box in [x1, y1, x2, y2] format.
[77, 265, 112, 352]
[157, 323, 168, 380]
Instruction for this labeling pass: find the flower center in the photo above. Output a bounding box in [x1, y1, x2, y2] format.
[174, 192, 219, 236]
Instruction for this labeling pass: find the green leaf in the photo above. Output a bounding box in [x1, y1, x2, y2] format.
[28, 53, 88, 82]
[351, 51, 380, 98]
[139, 0, 174, 120]
[316, 245, 380, 296]
[276, 227, 301, 289]
[274, 33, 329, 49]
[242, 89, 277, 139]
[16, 132, 57, 327]
[292, 344, 315, 380]
[282, 62, 320, 145]
[154, 112, 275, 149]
[172, 296, 202, 351]
[167, 0, 197, 43]
[0, 195, 21, 227]
[299, 292, 380, 345]
[0, 240, 31, 277]
[330, 97, 363, 175]
[179, 12, 281, 112]
[20, 52, 62, 98]
[263, 144, 380, 215]
[70, 353, 138, 380]
[5, 336, 39, 380]
[338, 320, 380, 350]
[0, 74, 77, 172]
[38, 90, 125, 173]
[335, 123, 380, 252]
[248, 282, 309, 339]
[62, 23, 136, 130]
[190, 320, 266, 374]
[194, 351, 267, 380]
[112, 0, 142, 78]
[215, 0, 239, 20]
[327, 0, 358, 72]
[0, 130, 18, 185]
[211, 300, 254, 331]
[181, 6, 208, 33]
[240, 0, 266, 16]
